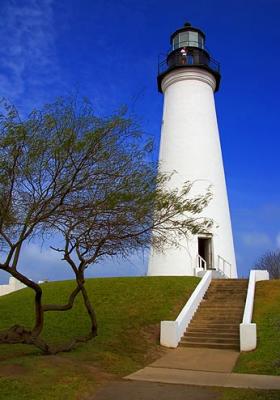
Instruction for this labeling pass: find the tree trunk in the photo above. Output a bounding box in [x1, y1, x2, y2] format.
[0, 268, 98, 354]
[79, 277, 98, 337]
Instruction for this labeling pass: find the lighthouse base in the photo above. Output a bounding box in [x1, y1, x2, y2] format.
[148, 246, 196, 276]
[148, 235, 236, 278]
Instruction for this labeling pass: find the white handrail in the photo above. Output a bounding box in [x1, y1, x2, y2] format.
[160, 271, 212, 348]
[217, 255, 231, 277]
[197, 254, 207, 270]
[240, 270, 269, 351]
[242, 271, 256, 324]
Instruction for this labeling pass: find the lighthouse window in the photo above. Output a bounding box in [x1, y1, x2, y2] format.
[188, 31, 198, 47]
[198, 34, 204, 49]
[173, 34, 179, 50]
[173, 31, 205, 50]
[179, 31, 189, 47]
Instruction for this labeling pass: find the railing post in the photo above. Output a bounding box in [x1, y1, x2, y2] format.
[217, 255, 231, 277]
[197, 254, 207, 270]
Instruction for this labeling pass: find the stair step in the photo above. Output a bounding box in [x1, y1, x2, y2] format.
[193, 314, 242, 318]
[205, 290, 247, 292]
[207, 294, 245, 296]
[206, 288, 247, 290]
[191, 317, 241, 322]
[211, 283, 247, 285]
[207, 284, 247, 286]
[194, 316, 242, 321]
[204, 302, 245, 304]
[200, 310, 243, 313]
[197, 310, 243, 314]
[206, 296, 245, 298]
[187, 329, 239, 338]
[180, 341, 240, 350]
[202, 297, 244, 300]
[191, 317, 242, 323]
[206, 290, 246, 291]
[176, 278, 247, 351]
[181, 336, 239, 344]
[190, 323, 240, 329]
[205, 294, 247, 297]
[185, 332, 239, 339]
[203, 292, 245, 295]
[197, 307, 243, 310]
[199, 304, 244, 307]
[189, 327, 240, 332]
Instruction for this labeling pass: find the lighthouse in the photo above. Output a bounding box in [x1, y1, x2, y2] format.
[148, 22, 237, 278]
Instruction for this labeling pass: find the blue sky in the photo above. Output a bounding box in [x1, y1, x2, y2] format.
[0, 0, 279, 282]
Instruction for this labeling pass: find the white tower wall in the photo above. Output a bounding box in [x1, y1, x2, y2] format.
[148, 68, 237, 278]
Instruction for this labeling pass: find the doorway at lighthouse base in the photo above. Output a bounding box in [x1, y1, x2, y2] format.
[198, 236, 213, 269]
[147, 234, 232, 278]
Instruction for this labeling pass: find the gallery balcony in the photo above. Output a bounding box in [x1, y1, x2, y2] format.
[157, 46, 221, 92]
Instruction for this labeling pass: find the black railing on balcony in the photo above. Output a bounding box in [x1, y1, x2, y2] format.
[158, 48, 220, 76]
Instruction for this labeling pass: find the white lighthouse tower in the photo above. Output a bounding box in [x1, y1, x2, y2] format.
[148, 22, 237, 278]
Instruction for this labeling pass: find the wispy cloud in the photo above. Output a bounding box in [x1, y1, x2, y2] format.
[276, 233, 280, 248]
[0, 0, 61, 110]
[19, 242, 73, 282]
[241, 232, 272, 248]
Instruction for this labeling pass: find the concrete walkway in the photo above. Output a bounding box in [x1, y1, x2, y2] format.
[126, 366, 280, 390]
[93, 381, 220, 400]
[125, 347, 280, 390]
[149, 347, 239, 372]
[92, 348, 280, 399]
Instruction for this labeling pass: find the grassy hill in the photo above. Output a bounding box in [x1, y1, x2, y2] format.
[1, 277, 279, 400]
[234, 279, 280, 376]
[0, 276, 199, 399]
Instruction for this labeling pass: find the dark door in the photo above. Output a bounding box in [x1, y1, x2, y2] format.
[198, 237, 213, 268]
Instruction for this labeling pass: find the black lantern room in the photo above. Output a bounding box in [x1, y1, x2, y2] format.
[158, 22, 221, 92]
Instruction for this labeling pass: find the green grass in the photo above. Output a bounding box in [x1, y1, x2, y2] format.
[0, 276, 199, 399]
[1, 277, 280, 399]
[220, 388, 280, 400]
[234, 280, 280, 376]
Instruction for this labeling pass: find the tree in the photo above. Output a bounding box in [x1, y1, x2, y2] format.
[254, 250, 280, 279]
[0, 96, 212, 354]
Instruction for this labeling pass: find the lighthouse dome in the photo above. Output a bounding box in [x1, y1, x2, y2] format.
[171, 22, 205, 50]
[157, 21, 221, 93]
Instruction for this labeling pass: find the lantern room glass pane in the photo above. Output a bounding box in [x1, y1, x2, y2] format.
[188, 31, 198, 47]
[173, 34, 179, 50]
[179, 31, 189, 47]
[173, 30, 205, 50]
[198, 35, 204, 48]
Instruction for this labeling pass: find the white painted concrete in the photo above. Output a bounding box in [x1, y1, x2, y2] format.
[160, 321, 178, 348]
[0, 277, 26, 296]
[240, 269, 269, 351]
[255, 270, 269, 282]
[148, 68, 237, 278]
[161, 271, 212, 347]
[240, 323, 257, 352]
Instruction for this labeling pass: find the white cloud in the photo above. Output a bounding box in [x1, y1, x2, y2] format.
[14, 242, 148, 282]
[241, 232, 271, 248]
[276, 233, 280, 248]
[18, 241, 70, 281]
[0, 0, 61, 108]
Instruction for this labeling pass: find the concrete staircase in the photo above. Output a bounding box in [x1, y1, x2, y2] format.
[196, 269, 226, 279]
[180, 279, 248, 351]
